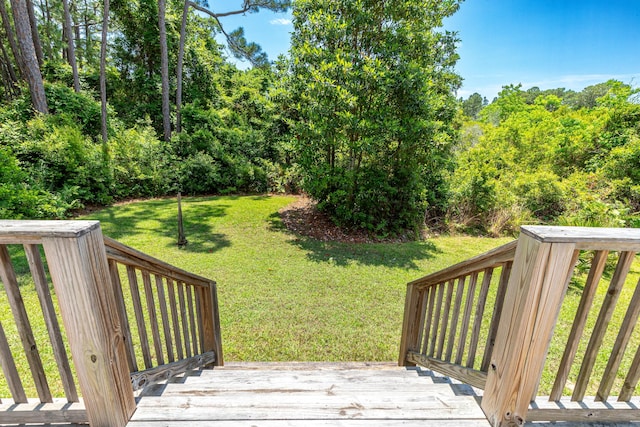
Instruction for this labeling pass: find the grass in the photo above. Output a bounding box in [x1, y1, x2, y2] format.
[84, 195, 511, 362]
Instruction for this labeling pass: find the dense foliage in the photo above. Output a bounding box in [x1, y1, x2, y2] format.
[288, 0, 462, 235]
[452, 81, 640, 235]
[0, 0, 639, 238]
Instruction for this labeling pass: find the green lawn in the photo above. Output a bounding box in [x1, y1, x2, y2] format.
[84, 195, 511, 362]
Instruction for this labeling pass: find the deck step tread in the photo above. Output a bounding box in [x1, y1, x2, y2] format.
[129, 366, 489, 426]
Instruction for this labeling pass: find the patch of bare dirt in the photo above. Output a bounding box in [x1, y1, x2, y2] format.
[278, 196, 418, 243]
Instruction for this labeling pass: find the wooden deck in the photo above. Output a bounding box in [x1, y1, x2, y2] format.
[127, 362, 491, 426]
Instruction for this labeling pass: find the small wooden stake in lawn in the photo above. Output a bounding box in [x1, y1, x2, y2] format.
[177, 192, 188, 248]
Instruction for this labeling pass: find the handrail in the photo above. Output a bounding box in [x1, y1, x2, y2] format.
[399, 240, 516, 390]
[103, 236, 223, 391]
[0, 220, 223, 427]
[401, 225, 640, 426]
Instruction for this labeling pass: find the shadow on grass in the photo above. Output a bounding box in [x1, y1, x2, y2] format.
[268, 212, 440, 269]
[86, 196, 231, 254]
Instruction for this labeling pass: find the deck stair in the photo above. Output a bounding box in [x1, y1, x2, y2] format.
[127, 362, 490, 426]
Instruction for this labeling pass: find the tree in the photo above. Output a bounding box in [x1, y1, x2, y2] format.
[289, 0, 462, 234]
[462, 92, 483, 119]
[11, 0, 48, 113]
[100, 0, 109, 144]
[158, 0, 171, 141]
[175, 0, 290, 133]
[62, 0, 80, 92]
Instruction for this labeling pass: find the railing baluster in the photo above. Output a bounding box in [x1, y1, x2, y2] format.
[187, 285, 198, 356]
[481, 261, 511, 372]
[421, 285, 436, 354]
[109, 260, 137, 372]
[127, 265, 152, 369]
[620, 343, 640, 401]
[597, 276, 640, 401]
[428, 283, 445, 357]
[177, 281, 191, 358]
[0, 318, 27, 403]
[436, 280, 455, 359]
[196, 288, 205, 354]
[456, 272, 478, 365]
[572, 251, 636, 401]
[167, 279, 184, 360]
[550, 250, 608, 400]
[142, 270, 164, 366]
[156, 275, 175, 363]
[445, 276, 466, 362]
[467, 267, 493, 369]
[25, 244, 78, 402]
[0, 245, 52, 403]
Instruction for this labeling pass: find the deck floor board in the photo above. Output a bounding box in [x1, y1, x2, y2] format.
[127, 363, 490, 427]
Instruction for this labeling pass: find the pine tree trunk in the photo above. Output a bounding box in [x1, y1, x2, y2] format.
[158, 0, 171, 141]
[25, 0, 43, 67]
[0, 37, 18, 94]
[100, 0, 109, 144]
[175, 0, 189, 134]
[0, 0, 24, 79]
[11, 0, 48, 113]
[62, 0, 80, 92]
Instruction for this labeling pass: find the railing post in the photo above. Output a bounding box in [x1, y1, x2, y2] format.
[399, 283, 425, 366]
[42, 223, 136, 427]
[198, 282, 224, 366]
[481, 232, 576, 426]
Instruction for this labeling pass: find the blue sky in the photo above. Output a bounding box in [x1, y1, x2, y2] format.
[211, 0, 640, 101]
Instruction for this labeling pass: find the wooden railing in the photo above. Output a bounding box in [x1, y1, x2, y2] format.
[0, 220, 222, 426]
[399, 240, 517, 389]
[104, 236, 222, 390]
[400, 226, 640, 426]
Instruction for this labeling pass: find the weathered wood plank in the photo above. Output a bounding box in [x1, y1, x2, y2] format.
[409, 241, 517, 289]
[25, 244, 78, 402]
[529, 396, 640, 423]
[551, 250, 608, 401]
[621, 343, 640, 401]
[43, 225, 136, 426]
[131, 352, 216, 391]
[481, 237, 577, 427]
[127, 265, 153, 369]
[166, 279, 184, 360]
[0, 220, 100, 242]
[467, 267, 493, 369]
[128, 421, 490, 427]
[422, 285, 436, 355]
[597, 275, 640, 401]
[177, 282, 191, 358]
[398, 284, 424, 365]
[0, 244, 52, 403]
[407, 351, 487, 390]
[455, 272, 478, 365]
[521, 225, 640, 250]
[155, 275, 175, 363]
[0, 318, 27, 403]
[436, 280, 455, 359]
[445, 276, 466, 363]
[428, 283, 445, 356]
[0, 399, 87, 424]
[481, 261, 511, 372]
[104, 236, 213, 288]
[142, 270, 164, 366]
[573, 251, 636, 401]
[110, 259, 138, 373]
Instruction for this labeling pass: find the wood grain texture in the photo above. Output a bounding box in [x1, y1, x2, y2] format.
[572, 251, 636, 401]
[130, 352, 216, 391]
[481, 261, 512, 372]
[25, 244, 78, 402]
[130, 365, 490, 425]
[481, 235, 577, 427]
[109, 260, 138, 373]
[407, 351, 487, 390]
[550, 250, 608, 401]
[456, 272, 478, 366]
[468, 268, 493, 369]
[0, 244, 51, 403]
[127, 265, 152, 369]
[0, 399, 86, 424]
[0, 318, 27, 403]
[42, 226, 136, 427]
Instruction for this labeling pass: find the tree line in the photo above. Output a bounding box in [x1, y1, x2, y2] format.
[1, 0, 638, 237]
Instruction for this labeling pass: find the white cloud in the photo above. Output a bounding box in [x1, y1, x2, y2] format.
[270, 18, 292, 25]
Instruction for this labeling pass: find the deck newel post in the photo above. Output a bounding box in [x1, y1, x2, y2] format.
[199, 282, 223, 366]
[42, 223, 136, 427]
[399, 283, 424, 366]
[481, 232, 576, 427]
